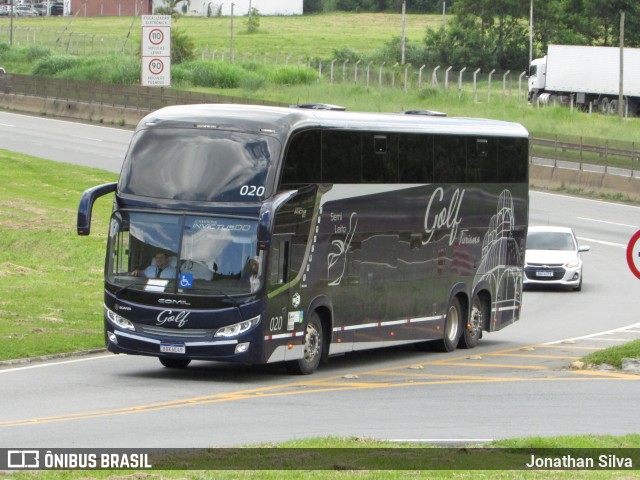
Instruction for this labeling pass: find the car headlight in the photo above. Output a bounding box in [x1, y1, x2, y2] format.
[215, 315, 261, 338]
[564, 259, 581, 269]
[105, 306, 135, 331]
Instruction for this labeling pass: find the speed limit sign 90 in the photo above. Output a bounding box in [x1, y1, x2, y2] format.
[627, 230, 640, 280]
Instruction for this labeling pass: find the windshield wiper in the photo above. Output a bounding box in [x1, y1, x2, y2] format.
[211, 289, 240, 308]
[114, 279, 143, 297]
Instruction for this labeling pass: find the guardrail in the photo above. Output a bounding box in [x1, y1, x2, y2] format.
[530, 136, 639, 176]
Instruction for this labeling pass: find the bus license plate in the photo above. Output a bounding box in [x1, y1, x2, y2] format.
[160, 343, 186, 354]
[536, 270, 554, 277]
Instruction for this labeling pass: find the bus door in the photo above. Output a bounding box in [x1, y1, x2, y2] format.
[266, 233, 292, 348]
[264, 186, 317, 362]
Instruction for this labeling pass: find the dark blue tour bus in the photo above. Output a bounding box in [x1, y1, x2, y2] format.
[78, 104, 529, 374]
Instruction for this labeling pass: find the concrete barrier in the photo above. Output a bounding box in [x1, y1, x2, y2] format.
[530, 164, 640, 202]
[2, 93, 639, 201]
[0, 93, 149, 128]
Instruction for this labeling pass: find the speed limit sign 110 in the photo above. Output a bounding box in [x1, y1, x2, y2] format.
[141, 15, 171, 87]
[627, 230, 640, 280]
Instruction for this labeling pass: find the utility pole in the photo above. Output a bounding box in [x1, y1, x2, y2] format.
[400, 0, 406, 65]
[9, 0, 14, 46]
[619, 11, 625, 119]
[230, 2, 235, 63]
[528, 0, 533, 69]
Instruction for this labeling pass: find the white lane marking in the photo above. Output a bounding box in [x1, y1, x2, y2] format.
[0, 123, 15, 127]
[577, 217, 638, 229]
[0, 354, 115, 374]
[576, 236, 626, 249]
[0, 111, 128, 133]
[70, 135, 103, 142]
[531, 190, 640, 209]
[545, 322, 640, 345]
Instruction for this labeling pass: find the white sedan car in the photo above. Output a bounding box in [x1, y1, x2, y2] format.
[524, 226, 590, 291]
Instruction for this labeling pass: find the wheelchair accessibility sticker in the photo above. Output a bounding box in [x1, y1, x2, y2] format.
[179, 273, 194, 288]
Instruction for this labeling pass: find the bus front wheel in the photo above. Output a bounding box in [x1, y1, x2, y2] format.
[434, 297, 463, 352]
[285, 312, 323, 375]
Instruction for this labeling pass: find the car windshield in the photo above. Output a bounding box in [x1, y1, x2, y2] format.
[107, 212, 263, 296]
[527, 231, 576, 251]
[118, 127, 280, 203]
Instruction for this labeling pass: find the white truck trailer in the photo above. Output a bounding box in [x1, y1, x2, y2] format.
[528, 44, 640, 116]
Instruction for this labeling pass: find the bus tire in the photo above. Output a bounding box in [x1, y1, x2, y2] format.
[459, 295, 484, 349]
[159, 357, 191, 369]
[285, 312, 323, 375]
[434, 297, 463, 352]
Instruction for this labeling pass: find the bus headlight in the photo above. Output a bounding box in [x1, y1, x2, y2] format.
[105, 307, 135, 331]
[215, 316, 260, 338]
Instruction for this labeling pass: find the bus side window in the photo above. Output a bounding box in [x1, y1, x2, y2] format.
[466, 137, 497, 183]
[321, 131, 361, 183]
[498, 138, 528, 183]
[398, 133, 433, 183]
[433, 135, 466, 183]
[268, 235, 290, 291]
[280, 130, 321, 190]
[362, 134, 398, 183]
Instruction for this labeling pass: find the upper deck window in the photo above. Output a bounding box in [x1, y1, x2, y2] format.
[119, 128, 281, 202]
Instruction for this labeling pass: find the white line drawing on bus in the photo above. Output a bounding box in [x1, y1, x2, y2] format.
[474, 189, 523, 323]
[327, 212, 358, 286]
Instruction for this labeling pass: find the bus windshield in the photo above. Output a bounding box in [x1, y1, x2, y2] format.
[118, 128, 280, 202]
[107, 212, 262, 296]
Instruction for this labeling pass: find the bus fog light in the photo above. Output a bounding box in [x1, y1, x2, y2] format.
[107, 332, 118, 344]
[235, 342, 250, 353]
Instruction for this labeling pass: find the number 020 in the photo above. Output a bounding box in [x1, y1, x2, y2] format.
[240, 185, 265, 197]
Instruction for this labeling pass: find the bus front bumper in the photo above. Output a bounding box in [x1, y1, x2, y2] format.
[105, 323, 263, 364]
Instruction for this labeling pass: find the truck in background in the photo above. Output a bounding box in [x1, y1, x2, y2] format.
[528, 44, 640, 116]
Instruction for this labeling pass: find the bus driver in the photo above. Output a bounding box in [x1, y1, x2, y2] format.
[131, 252, 176, 279]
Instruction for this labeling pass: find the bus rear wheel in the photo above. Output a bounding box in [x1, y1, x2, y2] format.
[159, 357, 191, 369]
[434, 297, 463, 352]
[285, 312, 323, 375]
[459, 295, 484, 349]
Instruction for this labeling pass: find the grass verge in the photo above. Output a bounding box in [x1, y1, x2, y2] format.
[583, 339, 640, 369]
[0, 149, 116, 361]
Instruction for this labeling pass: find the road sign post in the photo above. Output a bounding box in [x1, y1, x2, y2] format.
[626, 230, 640, 280]
[141, 15, 171, 87]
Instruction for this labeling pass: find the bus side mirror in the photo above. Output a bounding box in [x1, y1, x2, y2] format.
[77, 182, 117, 235]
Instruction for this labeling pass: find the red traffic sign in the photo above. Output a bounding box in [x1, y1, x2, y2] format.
[627, 230, 640, 280]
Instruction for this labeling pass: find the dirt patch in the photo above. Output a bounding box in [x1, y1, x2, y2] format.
[0, 262, 38, 275]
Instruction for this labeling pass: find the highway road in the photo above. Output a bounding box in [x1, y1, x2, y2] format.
[1, 111, 639, 448]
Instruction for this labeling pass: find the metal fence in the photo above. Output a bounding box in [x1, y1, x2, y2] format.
[2, 26, 529, 98]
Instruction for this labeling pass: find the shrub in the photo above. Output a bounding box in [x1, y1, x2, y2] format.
[31, 55, 82, 76]
[184, 61, 243, 88]
[267, 66, 317, 86]
[37, 55, 139, 84]
[240, 72, 266, 91]
[23, 46, 52, 62]
[171, 28, 196, 64]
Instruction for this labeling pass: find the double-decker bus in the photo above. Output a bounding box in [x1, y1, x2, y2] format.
[77, 104, 529, 375]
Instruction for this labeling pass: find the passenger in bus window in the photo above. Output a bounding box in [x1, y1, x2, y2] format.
[131, 252, 176, 279]
[241, 257, 261, 292]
